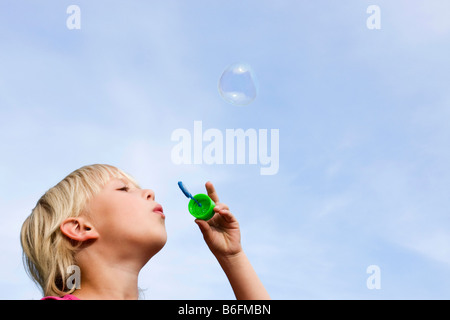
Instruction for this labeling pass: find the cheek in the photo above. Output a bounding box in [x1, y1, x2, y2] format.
[135, 214, 167, 241]
[91, 197, 166, 250]
[129, 211, 167, 246]
[106, 208, 166, 245]
[118, 216, 167, 259]
[92, 201, 140, 238]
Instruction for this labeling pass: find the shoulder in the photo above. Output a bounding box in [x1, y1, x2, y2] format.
[41, 294, 80, 300]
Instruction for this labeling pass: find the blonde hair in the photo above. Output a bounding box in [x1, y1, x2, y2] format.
[20, 164, 140, 297]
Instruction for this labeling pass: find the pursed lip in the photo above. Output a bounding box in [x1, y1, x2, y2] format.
[153, 204, 165, 218]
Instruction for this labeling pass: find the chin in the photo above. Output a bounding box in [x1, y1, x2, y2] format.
[155, 230, 168, 252]
[143, 229, 167, 260]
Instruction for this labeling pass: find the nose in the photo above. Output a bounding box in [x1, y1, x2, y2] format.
[142, 189, 155, 201]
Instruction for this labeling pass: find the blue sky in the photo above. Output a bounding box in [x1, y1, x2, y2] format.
[1, 0, 450, 299]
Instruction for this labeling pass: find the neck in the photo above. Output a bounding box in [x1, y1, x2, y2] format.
[72, 252, 143, 300]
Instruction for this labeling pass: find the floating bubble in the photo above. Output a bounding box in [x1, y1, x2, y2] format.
[218, 62, 257, 106]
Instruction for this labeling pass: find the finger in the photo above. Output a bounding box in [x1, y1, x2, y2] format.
[205, 181, 220, 203]
[217, 209, 236, 224]
[214, 203, 230, 212]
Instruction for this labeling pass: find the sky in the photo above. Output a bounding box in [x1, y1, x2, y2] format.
[1, 0, 450, 299]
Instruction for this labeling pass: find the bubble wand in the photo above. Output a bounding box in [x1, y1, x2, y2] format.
[178, 181, 202, 207]
[178, 181, 216, 221]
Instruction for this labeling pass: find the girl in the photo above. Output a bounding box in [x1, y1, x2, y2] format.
[20, 164, 270, 300]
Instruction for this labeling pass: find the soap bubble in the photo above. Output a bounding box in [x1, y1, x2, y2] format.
[218, 62, 257, 106]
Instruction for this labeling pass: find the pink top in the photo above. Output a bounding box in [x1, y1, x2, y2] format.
[41, 294, 80, 300]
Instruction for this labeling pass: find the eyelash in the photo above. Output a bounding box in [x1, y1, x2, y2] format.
[119, 186, 129, 192]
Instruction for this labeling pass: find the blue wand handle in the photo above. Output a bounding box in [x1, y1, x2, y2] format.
[178, 181, 202, 207]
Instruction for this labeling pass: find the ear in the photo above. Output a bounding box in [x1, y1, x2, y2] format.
[60, 217, 99, 242]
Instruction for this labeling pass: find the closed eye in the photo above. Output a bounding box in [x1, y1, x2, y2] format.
[118, 186, 130, 192]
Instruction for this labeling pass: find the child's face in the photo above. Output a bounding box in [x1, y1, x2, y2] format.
[85, 177, 167, 262]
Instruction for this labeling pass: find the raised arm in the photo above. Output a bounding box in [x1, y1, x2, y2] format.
[195, 182, 270, 300]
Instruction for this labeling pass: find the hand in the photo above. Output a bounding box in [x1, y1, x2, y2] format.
[195, 181, 242, 259]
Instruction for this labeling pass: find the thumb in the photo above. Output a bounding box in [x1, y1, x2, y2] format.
[195, 219, 210, 234]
